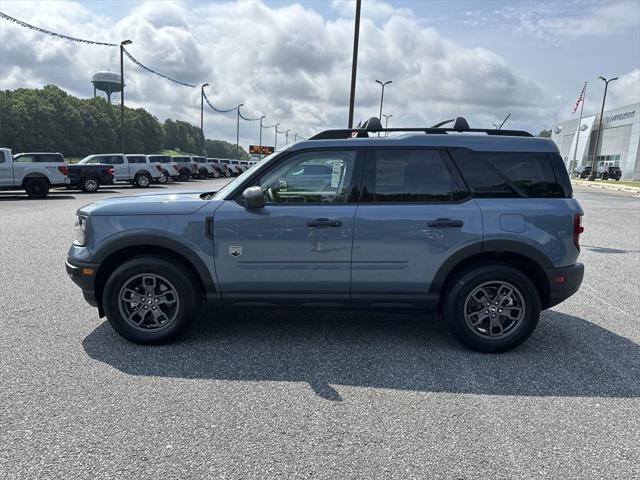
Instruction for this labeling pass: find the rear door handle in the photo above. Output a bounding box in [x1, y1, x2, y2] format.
[427, 218, 464, 228]
[307, 218, 342, 227]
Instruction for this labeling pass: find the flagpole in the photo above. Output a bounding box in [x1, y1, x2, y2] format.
[571, 82, 587, 171]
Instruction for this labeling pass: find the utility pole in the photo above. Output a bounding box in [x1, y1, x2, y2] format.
[589, 76, 618, 181]
[274, 123, 281, 150]
[258, 115, 266, 160]
[347, 0, 362, 128]
[119, 39, 132, 153]
[200, 83, 209, 156]
[285, 129, 290, 145]
[236, 103, 244, 158]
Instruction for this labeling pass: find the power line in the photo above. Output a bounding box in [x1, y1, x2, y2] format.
[0, 11, 117, 46]
[202, 90, 236, 113]
[122, 47, 196, 88]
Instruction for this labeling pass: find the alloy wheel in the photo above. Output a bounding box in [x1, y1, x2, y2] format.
[118, 273, 180, 331]
[463, 281, 526, 339]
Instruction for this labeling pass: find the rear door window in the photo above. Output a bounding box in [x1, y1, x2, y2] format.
[127, 156, 147, 164]
[364, 149, 466, 203]
[450, 149, 565, 198]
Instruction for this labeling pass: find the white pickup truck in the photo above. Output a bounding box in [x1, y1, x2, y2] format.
[78, 154, 162, 187]
[0, 148, 69, 198]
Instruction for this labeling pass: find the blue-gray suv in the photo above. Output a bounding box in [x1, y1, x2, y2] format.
[66, 118, 584, 352]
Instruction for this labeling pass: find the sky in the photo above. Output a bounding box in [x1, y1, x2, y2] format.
[1, 0, 639, 149]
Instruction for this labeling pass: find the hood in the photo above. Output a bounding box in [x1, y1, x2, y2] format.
[78, 190, 217, 216]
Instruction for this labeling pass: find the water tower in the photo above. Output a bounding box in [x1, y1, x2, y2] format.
[91, 71, 122, 103]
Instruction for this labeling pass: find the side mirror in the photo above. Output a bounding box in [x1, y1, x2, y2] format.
[242, 186, 265, 209]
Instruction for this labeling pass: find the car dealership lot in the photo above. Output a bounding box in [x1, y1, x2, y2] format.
[1, 183, 638, 479]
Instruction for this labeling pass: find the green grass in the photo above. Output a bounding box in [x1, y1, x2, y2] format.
[573, 178, 640, 189]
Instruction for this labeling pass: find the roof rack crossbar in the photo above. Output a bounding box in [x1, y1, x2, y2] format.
[309, 127, 533, 140]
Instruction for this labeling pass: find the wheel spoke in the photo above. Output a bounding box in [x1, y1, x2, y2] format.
[488, 316, 504, 337]
[121, 288, 144, 303]
[500, 307, 523, 319]
[468, 311, 490, 326]
[128, 305, 148, 325]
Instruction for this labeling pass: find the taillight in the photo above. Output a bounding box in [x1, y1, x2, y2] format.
[573, 214, 584, 250]
[105, 167, 114, 176]
[58, 164, 68, 175]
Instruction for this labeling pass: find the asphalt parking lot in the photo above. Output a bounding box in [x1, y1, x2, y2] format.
[1, 181, 638, 479]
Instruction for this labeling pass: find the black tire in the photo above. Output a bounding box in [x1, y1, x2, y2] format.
[225, 171, 231, 178]
[24, 178, 49, 198]
[80, 177, 100, 192]
[179, 169, 190, 182]
[103, 256, 201, 344]
[213, 171, 220, 178]
[198, 169, 208, 180]
[157, 171, 168, 184]
[442, 263, 541, 353]
[135, 172, 151, 188]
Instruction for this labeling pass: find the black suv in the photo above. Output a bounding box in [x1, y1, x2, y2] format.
[573, 165, 592, 179]
[597, 165, 622, 181]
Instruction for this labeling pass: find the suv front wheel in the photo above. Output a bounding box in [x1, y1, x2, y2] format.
[103, 256, 200, 344]
[443, 264, 541, 353]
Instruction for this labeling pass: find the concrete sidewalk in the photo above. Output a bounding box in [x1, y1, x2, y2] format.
[571, 178, 640, 194]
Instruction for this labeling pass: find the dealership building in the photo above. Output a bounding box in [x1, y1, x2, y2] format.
[550, 103, 640, 180]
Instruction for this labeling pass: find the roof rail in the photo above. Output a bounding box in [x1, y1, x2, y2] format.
[309, 116, 533, 140]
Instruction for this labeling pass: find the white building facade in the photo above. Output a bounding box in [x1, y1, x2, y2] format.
[551, 103, 640, 180]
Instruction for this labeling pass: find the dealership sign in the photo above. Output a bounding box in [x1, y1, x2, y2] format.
[249, 145, 274, 155]
[605, 110, 635, 124]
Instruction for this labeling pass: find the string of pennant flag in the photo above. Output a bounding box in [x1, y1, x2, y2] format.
[0, 10, 299, 140]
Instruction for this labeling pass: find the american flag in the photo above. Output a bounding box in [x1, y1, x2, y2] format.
[572, 83, 587, 113]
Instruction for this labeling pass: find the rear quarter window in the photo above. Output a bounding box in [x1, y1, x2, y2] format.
[450, 149, 566, 198]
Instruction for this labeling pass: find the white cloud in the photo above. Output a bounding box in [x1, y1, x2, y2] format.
[500, 0, 640, 39]
[608, 69, 640, 108]
[1, 0, 559, 147]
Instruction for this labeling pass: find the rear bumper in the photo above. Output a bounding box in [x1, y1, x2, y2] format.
[544, 262, 584, 308]
[66, 257, 100, 308]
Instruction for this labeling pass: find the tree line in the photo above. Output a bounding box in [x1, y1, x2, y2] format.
[0, 85, 249, 159]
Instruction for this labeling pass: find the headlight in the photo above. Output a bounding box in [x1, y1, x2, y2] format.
[73, 215, 87, 246]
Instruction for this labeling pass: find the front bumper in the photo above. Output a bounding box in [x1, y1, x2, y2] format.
[66, 257, 100, 308]
[544, 262, 584, 308]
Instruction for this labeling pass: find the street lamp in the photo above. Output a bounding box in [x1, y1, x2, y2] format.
[258, 115, 266, 159]
[589, 76, 618, 181]
[200, 83, 209, 155]
[274, 123, 281, 150]
[382, 114, 392, 136]
[236, 103, 244, 158]
[119, 39, 132, 154]
[285, 129, 290, 145]
[375, 80, 392, 120]
[348, 0, 362, 128]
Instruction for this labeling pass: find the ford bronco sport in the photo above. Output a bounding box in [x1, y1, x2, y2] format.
[66, 117, 584, 352]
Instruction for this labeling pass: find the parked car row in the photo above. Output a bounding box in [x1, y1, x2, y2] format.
[573, 164, 622, 181]
[0, 148, 258, 197]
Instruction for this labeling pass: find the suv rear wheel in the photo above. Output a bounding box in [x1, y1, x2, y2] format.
[443, 264, 541, 353]
[178, 169, 190, 182]
[24, 178, 49, 198]
[103, 256, 200, 344]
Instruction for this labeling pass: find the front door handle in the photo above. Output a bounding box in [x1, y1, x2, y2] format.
[427, 218, 464, 228]
[307, 218, 342, 227]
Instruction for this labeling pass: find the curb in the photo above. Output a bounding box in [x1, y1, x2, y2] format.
[571, 179, 640, 194]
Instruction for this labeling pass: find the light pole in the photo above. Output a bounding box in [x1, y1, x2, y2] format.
[119, 39, 132, 153]
[285, 129, 290, 145]
[589, 76, 618, 181]
[258, 115, 266, 159]
[348, 0, 362, 128]
[236, 103, 244, 158]
[200, 83, 209, 156]
[274, 123, 281, 150]
[375, 80, 392, 119]
[382, 113, 392, 136]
